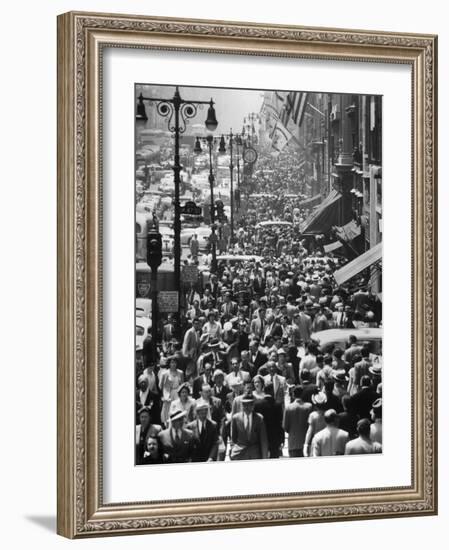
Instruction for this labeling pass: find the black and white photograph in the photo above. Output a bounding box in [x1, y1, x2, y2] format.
[134, 83, 383, 465]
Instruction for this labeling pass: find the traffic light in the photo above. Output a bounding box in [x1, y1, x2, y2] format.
[215, 199, 225, 222]
[146, 228, 162, 270]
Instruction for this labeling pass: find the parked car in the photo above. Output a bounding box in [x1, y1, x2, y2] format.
[136, 316, 152, 352]
[180, 226, 211, 250]
[136, 298, 152, 318]
[310, 327, 383, 357]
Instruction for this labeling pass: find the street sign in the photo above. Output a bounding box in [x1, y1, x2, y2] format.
[180, 200, 202, 216]
[157, 291, 179, 313]
[182, 265, 199, 283]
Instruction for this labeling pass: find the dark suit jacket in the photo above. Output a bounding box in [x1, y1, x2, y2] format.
[348, 387, 378, 420]
[158, 427, 195, 463]
[213, 384, 229, 404]
[250, 350, 268, 372]
[230, 411, 268, 460]
[192, 374, 214, 399]
[261, 322, 283, 345]
[187, 419, 219, 461]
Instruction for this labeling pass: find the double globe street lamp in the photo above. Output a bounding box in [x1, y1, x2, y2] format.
[136, 86, 218, 341]
[193, 134, 226, 273]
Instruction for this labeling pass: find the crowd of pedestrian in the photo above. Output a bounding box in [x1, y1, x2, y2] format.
[135, 150, 383, 465]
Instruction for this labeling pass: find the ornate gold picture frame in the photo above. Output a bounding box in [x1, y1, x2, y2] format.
[57, 11, 437, 538]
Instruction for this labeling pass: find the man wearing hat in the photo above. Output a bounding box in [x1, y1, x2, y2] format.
[182, 318, 202, 379]
[195, 383, 224, 428]
[303, 391, 328, 456]
[220, 290, 238, 322]
[311, 409, 349, 457]
[192, 362, 214, 399]
[369, 361, 382, 386]
[348, 376, 378, 420]
[344, 418, 382, 455]
[158, 409, 195, 463]
[370, 398, 382, 444]
[187, 402, 219, 461]
[230, 393, 268, 460]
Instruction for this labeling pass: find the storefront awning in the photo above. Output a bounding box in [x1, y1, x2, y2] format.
[334, 220, 362, 241]
[323, 241, 343, 253]
[333, 242, 382, 286]
[323, 220, 362, 253]
[298, 193, 322, 208]
[300, 189, 343, 234]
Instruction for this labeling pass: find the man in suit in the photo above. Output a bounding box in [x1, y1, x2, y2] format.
[226, 358, 251, 387]
[348, 376, 378, 420]
[220, 291, 238, 322]
[292, 305, 312, 343]
[240, 350, 256, 379]
[263, 361, 286, 409]
[230, 394, 268, 460]
[195, 383, 224, 428]
[261, 313, 283, 346]
[182, 318, 201, 378]
[311, 409, 349, 457]
[250, 308, 266, 340]
[187, 402, 219, 461]
[283, 385, 312, 457]
[192, 362, 214, 399]
[158, 409, 196, 463]
[332, 302, 347, 328]
[249, 339, 268, 373]
[212, 369, 229, 404]
[206, 274, 220, 300]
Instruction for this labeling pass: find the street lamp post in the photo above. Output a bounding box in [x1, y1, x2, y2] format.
[136, 86, 218, 328]
[194, 134, 225, 272]
[218, 131, 244, 245]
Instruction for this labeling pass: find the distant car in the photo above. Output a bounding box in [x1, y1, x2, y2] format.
[217, 254, 264, 264]
[310, 327, 383, 357]
[136, 316, 152, 352]
[180, 226, 211, 250]
[136, 298, 152, 318]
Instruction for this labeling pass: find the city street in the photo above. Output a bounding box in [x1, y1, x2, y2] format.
[135, 85, 383, 465]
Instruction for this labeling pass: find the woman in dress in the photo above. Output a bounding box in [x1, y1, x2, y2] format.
[159, 356, 184, 427]
[169, 382, 196, 422]
[252, 374, 266, 400]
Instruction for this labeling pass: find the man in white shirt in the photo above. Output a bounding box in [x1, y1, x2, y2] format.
[311, 409, 349, 457]
[226, 358, 250, 387]
[345, 418, 382, 455]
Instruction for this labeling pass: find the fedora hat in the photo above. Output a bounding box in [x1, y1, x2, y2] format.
[311, 392, 327, 406]
[169, 409, 187, 422]
[369, 364, 382, 377]
[208, 337, 221, 348]
[241, 393, 255, 403]
[332, 369, 349, 383]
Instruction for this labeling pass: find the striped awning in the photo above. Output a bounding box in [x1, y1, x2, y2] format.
[333, 242, 382, 286]
[300, 189, 343, 234]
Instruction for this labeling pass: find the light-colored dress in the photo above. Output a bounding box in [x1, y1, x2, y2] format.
[160, 369, 184, 425]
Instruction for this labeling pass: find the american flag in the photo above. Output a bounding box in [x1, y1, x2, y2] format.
[280, 91, 308, 128]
